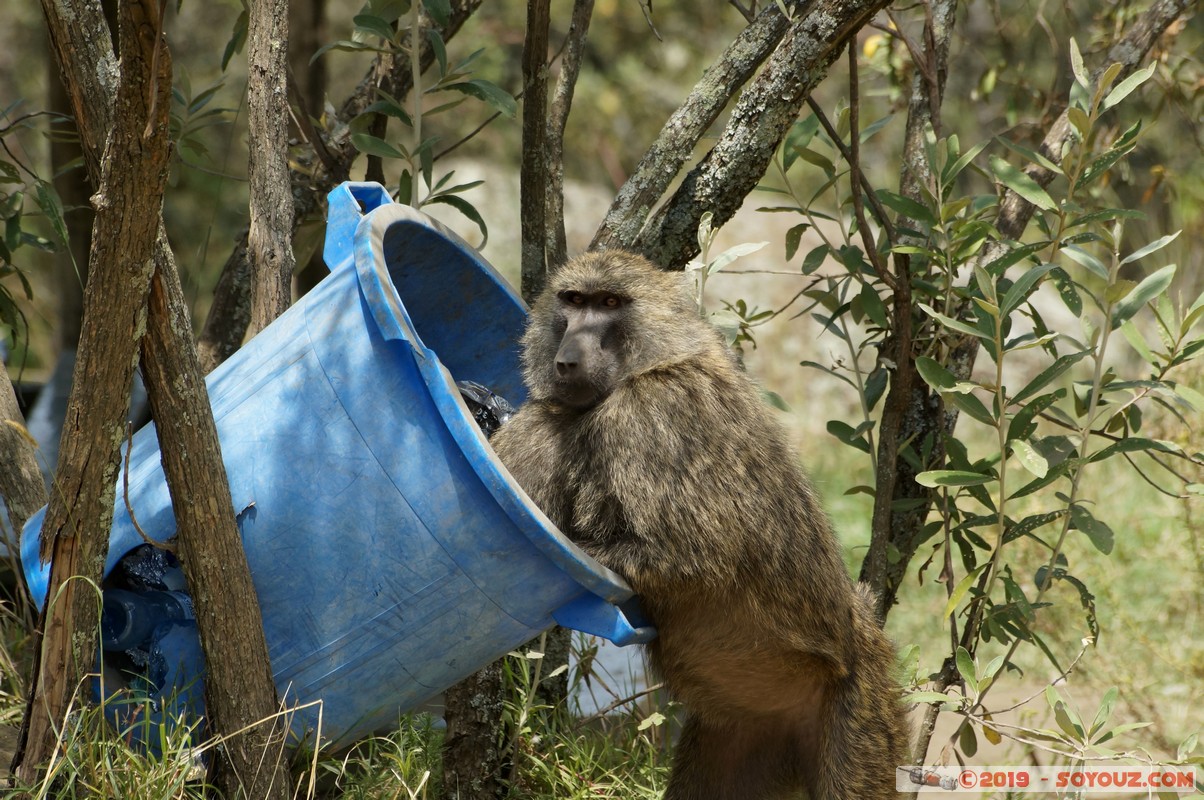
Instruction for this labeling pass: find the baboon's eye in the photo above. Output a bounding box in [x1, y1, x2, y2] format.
[601, 295, 622, 309]
[560, 291, 586, 306]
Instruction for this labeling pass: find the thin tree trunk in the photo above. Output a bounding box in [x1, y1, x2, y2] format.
[14, 0, 172, 783]
[141, 234, 289, 799]
[519, 0, 552, 299]
[197, 0, 485, 372]
[0, 366, 45, 552]
[246, 0, 297, 337]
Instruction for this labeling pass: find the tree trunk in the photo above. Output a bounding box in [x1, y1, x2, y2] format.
[140, 234, 289, 799]
[0, 366, 46, 555]
[442, 661, 506, 800]
[634, 0, 892, 269]
[197, 0, 485, 372]
[21, 2, 293, 796]
[246, 0, 297, 337]
[15, 0, 172, 783]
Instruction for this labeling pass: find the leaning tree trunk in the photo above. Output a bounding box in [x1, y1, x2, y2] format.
[21, 1, 294, 796]
[14, 0, 172, 784]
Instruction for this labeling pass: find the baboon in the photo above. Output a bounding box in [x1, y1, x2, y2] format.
[489, 250, 909, 799]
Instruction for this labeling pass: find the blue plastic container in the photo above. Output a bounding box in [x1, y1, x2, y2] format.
[21, 182, 653, 747]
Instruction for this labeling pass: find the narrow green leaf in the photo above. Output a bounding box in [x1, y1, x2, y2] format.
[1089, 686, 1119, 739]
[948, 392, 997, 427]
[1012, 350, 1091, 404]
[426, 194, 489, 247]
[1061, 244, 1110, 280]
[1102, 61, 1157, 110]
[1120, 231, 1180, 265]
[956, 647, 978, 694]
[1111, 263, 1177, 326]
[877, 190, 937, 227]
[943, 564, 990, 621]
[442, 79, 517, 117]
[1069, 505, 1115, 554]
[354, 13, 397, 42]
[424, 0, 452, 26]
[915, 356, 955, 391]
[1011, 440, 1049, 478]
[1069, 38, 1088, 88]
[990, 155, 1057, 211]
[1007, 389, 1065, 443]
[918, 303, 990, 339]
[707, 241, 768, 275]
[918, 470, 995, 488]
[351, 133, 406, 159]
[903, 691, 964, 706]
[1000, 262, 1056, 316]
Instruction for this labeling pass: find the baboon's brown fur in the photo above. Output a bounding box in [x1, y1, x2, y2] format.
[490, 250, 910, 799]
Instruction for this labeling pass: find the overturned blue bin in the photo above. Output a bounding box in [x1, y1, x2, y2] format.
[21, 182, 653, 748]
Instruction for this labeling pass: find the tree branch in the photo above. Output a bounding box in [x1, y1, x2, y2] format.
[632, 0, 893, 269]
[545, 0, 595, 270]
[590, 0, 795, 251]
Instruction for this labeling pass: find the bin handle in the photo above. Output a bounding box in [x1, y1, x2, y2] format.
[323, 182, 395, 272]
[552, 593, 657, 647]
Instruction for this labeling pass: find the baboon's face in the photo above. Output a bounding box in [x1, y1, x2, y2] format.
[545, 287, 630, 410]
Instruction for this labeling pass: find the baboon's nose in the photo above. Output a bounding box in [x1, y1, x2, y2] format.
[555, 359, 578, 377]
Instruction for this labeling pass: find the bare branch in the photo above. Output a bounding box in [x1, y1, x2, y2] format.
[545, 0, 595, 269]
[590, 1, 795, 251]
[634, 0, 893, 270]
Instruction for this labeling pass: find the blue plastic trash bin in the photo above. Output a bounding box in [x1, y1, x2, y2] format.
[21, 182, 653, 748]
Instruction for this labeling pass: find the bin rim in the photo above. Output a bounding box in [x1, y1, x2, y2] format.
[352, 202, 640, 608]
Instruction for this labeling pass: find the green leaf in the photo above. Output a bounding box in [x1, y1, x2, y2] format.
[442, 79, 517, 117]
[1012, 350, 1091, 404]
[1120, 320, 1157, 365]
[918, 470, 995, 488]
[997, 137, 1063, 175]
[1121, 231, 1180, 266]
[423, 0, 452, 26]
[990, 155, 1057, 211]
[1103, 61, 1157, 110]
[918, 303, 990, 339]
[1089, 686, 1119, 739]
[877, 190, 937, 227]
[1069, 505, 1114, 554]
[706, 241, 768, 275]
[956, 647, 978, 694]
[1087, 436, 1176, 464]
[915, 356, 955, 391]
[33, 180, 68, 248]
[800, 244, 829, 275]
[426, 194, 488, 247]
[784, 223, 809, 261]
[1069, 38, 1089, 88]
[1011, 439, 1049, 478]
[354, 13, 397, 41]
[826, 420, 872, 454]
[903, 691, 964, 706]
[1062, 244, 1110, 280]
[351, 133, 406, 159]
[1000, 262, 1056, 316]
[1111, 264, 1177, 326]
[947, 392, 997, 427]
[943, 564, 990, 621]
[426, 28, 448, 77]
[1007, 389, 1065, 443]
